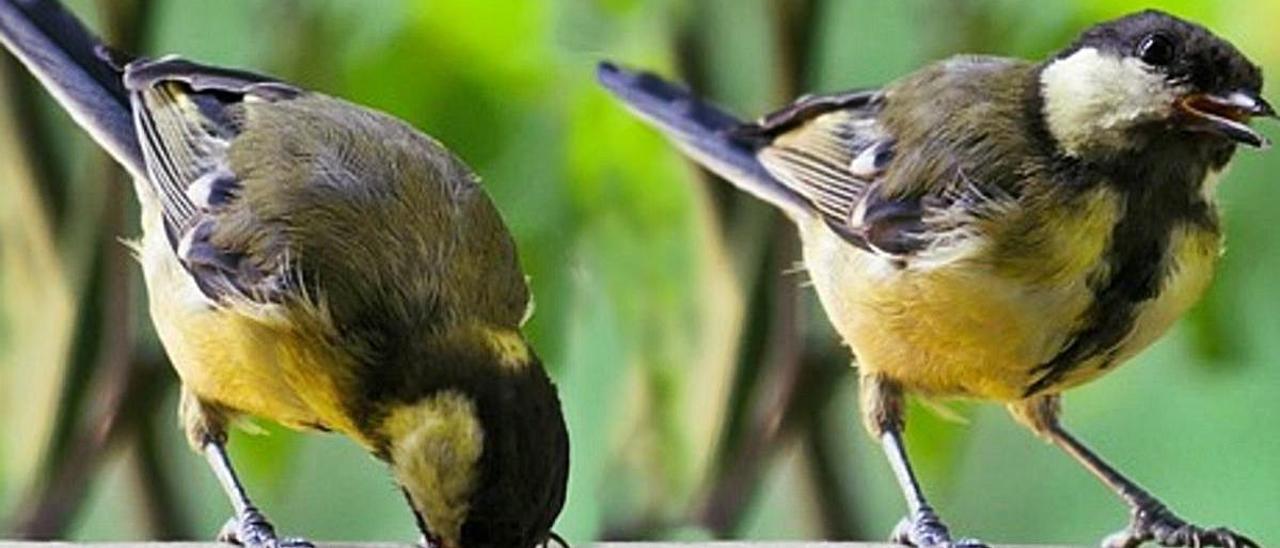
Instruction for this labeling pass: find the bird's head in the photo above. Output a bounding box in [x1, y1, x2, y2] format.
[376, 326, 569, 548]
[1039, 10, 1274, 159]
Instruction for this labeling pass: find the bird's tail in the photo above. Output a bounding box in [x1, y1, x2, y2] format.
[596, 62, 809, 219]
[0, 0, 144, 179]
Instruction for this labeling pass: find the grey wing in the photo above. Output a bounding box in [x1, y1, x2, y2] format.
[125, 55, 303, 302]
[742, 91, 928, 257]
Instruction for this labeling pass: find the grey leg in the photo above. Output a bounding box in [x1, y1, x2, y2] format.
[1046, 424, 1257, 548]
[205, 439, 312, 548]
[882, 429, 986, 548]
[862, 374, 985, 548]
[1012, 395, 1257, 548]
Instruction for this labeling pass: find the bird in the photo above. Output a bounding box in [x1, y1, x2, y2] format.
[0, 1, 569, 547]
[600, 9, 1272, 548]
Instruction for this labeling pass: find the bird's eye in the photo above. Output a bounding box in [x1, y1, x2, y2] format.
[1137, 33, 1176, 66]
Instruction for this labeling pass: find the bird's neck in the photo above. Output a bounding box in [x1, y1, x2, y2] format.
[442, 323, 539, 373]
[347, 322, 540, 446]
[365, 324, 547, 545]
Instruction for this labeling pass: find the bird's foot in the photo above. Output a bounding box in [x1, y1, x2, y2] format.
[1103, 502, 1257, 548]
[890, 508, 988, 548]
[217, 506, 313, 548]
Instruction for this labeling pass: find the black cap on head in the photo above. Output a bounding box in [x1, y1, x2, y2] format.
[1062, 10, 1262, 95]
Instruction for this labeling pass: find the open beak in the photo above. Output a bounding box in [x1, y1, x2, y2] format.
[1177, 91, 1277, 148]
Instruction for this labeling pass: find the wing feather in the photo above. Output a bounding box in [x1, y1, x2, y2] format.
[745, 90, 984, 260]
[125, 56, 301, 302]
[744, 93, 924, 255]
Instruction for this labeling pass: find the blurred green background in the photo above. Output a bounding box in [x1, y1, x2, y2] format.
[1, 0, 1278, 545]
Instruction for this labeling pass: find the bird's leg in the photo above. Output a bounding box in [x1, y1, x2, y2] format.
[207, 442, 312, 548]
[862, 374, 986, 548]
[883, 428, 974, 548]
[181, 391, 312, 548]
[1010, 396, 1257, 548]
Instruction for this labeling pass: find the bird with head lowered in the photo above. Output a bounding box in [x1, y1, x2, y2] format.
[600, 9, 1273, 548]
[0, 0, 569, 546]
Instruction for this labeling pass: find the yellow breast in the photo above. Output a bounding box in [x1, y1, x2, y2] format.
[799, 185, 1218, 401]
[134, 200, 367, 442]
[804, 235, 1092, 400]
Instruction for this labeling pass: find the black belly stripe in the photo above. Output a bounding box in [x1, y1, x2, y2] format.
[1024, 156, 1220, 397]
[1025, 225, 1166, 396]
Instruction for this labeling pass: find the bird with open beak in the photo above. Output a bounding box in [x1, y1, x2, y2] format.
[601, 9, 1273, 548]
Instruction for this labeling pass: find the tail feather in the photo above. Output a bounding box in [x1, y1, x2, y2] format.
[596, 62, 810, 219]
[0, 0, 144, 179]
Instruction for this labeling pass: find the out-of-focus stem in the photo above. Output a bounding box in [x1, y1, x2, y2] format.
[689, 0, 840, 539]
[6, 0, 158, 538]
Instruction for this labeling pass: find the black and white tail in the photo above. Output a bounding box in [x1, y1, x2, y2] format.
[596, 62, 809, 219]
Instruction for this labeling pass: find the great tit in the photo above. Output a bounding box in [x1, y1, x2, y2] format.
[600, 9, 1272, 548]
[0, 1, 569, 547]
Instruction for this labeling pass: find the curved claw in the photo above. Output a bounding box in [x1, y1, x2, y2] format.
[1103, 504, 1258, 548]
[890, 509, 989, 548]
[217, 507, 314, 548]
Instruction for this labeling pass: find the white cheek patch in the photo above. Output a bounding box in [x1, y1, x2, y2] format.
[1040, 47, 1183, 156]
[386, 390, 485, 546]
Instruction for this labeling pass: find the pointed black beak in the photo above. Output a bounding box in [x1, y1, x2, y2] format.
[1177, 91, 1276, 149]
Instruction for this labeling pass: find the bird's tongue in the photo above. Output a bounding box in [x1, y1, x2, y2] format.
[1177, 93, 1272, 148]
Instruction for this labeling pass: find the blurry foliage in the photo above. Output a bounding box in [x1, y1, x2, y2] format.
[1, 0, 1279, 545]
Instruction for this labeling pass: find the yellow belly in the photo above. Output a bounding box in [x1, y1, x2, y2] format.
[134, 201, 365, 441]
[799, 198, 1219, 401]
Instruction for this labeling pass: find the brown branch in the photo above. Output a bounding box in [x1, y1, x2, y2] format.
[687, 333, 856, 537]
[10, 157, 137, 539]
[673, 9, 738, 228]
[6, 0, 159, 538]
[692, 246, 802, 535]
[688, 0, 835, 538]
[128, 365, 190, 540]
[9, 355, 166, 537]
[797, 349, 862, 540]
[768, 0, 822, 100]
